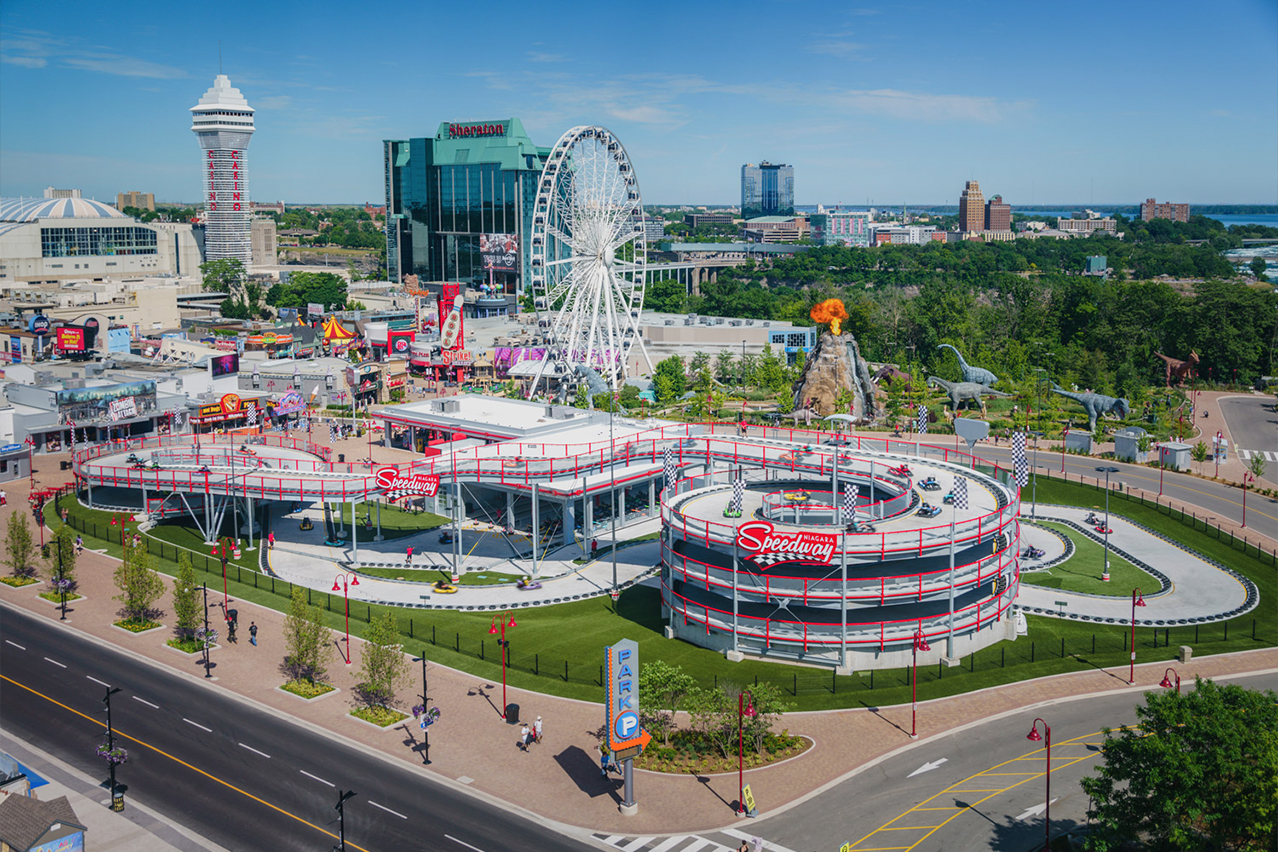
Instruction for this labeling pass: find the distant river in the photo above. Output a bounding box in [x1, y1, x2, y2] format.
[1208, 214, 1278, 228]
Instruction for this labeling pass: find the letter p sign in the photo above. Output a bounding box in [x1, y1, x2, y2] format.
[614, 711, 639, 741]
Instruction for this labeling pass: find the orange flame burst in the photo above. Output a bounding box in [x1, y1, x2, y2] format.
[810, 298, 849, 335]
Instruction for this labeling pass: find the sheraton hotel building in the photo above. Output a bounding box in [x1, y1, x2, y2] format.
[384, 118, 550, 290]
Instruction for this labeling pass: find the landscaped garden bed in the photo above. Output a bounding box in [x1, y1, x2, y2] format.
[280, 680, 336, 699]
[349, 706, 406, 727]
[634, 731, 811, 774]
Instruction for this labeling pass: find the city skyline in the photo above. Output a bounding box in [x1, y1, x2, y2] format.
[1, 0, 1275, 206]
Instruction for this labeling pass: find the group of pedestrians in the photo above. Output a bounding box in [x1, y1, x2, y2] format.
[517, 715, 543, 751]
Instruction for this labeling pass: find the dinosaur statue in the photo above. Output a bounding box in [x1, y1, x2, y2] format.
[937, 344, 998, 387]
[1154, 351, 1199, 387]
[927, 377, 1011, 413]
[1050, 385, 1131, 434]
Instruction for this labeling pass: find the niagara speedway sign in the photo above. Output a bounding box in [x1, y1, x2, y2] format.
[735, 520, 837, 568]
[375, 467, 441, 499]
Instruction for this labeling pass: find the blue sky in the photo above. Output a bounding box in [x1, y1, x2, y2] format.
[2, 0, 1275, 206]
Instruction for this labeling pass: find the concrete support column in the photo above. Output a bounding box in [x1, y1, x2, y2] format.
[531, 483, 539, 574]
[351, 499, 359, 565]
[584, 497, 594, 541]
[648, 478, 656, 518]
[506, 491, 515, 532]
[562, 498, 576, 548]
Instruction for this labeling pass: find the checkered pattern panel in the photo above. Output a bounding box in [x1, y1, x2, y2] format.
[1012, 432, 1029, 487]
[916, 405, 928, 436]
[953, 477, 969, 510]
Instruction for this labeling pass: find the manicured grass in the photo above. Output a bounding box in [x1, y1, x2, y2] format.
[1020, 521, 1160, 596]
[1, 576, 39, 588]
[167, 637, 203, 654]
[333, 503, 449, 542]
[572, 532, 661, 564]
[115, 619, 161, 633]
[350, 706, 406, 727]
[353, 566, 523, 586]
[454, 571, 524, 586]
[281, 680, 335, 699]
[39, 591, 83, 603]
[54, 477, 1277, 711]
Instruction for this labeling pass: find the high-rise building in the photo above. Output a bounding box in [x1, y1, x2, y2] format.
[383, 119, 549, 286]
[985, 194, 1011, 231]
[958, 180, 984, 232]
[117, 191, 155, 212]
[191, 75, 255, 265]
[1140, 198, 1190, 223]
[741, 162, 794, 219]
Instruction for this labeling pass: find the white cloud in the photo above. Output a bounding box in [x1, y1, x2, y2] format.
[0, 33, 186, 79]
[62, 55, 186, 79]
[527, 52, 565, 63]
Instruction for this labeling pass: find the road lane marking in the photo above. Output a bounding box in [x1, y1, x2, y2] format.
[132, 696, 159, 709]
[183, 718, 212, 732]
[368, 800, 407, 819]
[44, 657, 67, 668]
[300, 770, 334, 787]
[445, 835, 487, 852]
[2, 673, 372, 852]
[4, 640, 25, 650]
[238, 743, 271, 759]
[906, 758, 948, 777]
[87, 676, 111, 688]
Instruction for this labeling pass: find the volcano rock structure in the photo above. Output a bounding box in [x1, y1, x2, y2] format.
[792, 331, 878, 421]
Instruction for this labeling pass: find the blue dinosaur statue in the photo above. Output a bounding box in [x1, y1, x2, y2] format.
[1050, 385, 1131, 434]
[937, 344, 998, 387]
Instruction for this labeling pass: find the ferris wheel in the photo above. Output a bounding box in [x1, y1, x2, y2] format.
[528, 125, 652, 395]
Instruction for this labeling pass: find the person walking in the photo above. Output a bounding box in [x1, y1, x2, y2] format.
[268, 531, 275, 550]
[590, 539, 598, 559]
[405, 546, 413, 567]
[249, 621, 258, 646]
[519, 723, 531, 752]
[75, 534, 83, 554]
[600, 745, 611, 777]
[534, 715, 543, 745]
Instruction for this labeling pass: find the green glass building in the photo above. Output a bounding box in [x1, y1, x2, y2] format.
[384, 119, 550, 289]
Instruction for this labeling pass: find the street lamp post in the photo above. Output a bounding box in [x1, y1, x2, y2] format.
[1030, 432, 1043, 518]
[56, 531, 67, 620]
[737, 688, 756, 816]
[103, 686, 123, 810]
[411, 653, 431, 763]
[488, 610, 516, 719]
[1025, 718, 1052, 851]
[1160, 667, 1181, 694]
[910, 629, 931, 739]
[201, 583, 212, 678]
[334, 789, 356, 852]
[1096, 466, 1119, 580]
[1242, 472, 1254, 528]
[1060, 427, 1068, 473]
[332, 572, 360, 665]
[1128, 587, 1146, 683]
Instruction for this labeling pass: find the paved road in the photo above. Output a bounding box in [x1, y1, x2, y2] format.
[1219, 395, 1278, 486]
[715, 671, 1274, 852]
[0, 606, 593, 852]
[959, 441, 1278, 541]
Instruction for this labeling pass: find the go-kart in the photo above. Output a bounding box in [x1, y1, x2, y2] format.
[299, 517, 315, 531]
[438, 530, 456, 544]
[846, 519, 877, 533]
[516, 576, 542, 591]
[1022, 546, 1046, 559]
[1085, 512, 1100, 525]
[918, 503, 942, 519]
[888, 464, 912, 478]
[432, 580, 458, 594]
[919, 477, 942, 491]
[126, 453, 141, 464]
[943, 492, 955, 505]
[1094, 525, 1113, 535]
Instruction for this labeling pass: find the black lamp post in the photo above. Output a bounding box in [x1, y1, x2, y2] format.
[334, 789, 356, 852]
[411, 653, 431, 763]
[103, 686, 122, 810]
[56, 531, 67, 620]
[1095, 466, 1120, 580]
[1026, 718, 1051, 851]
[201, 583, 212, 678]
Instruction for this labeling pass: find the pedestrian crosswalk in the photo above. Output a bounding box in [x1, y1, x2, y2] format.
[1237, 449, 1276, 463]
[591, 829, 800, 852]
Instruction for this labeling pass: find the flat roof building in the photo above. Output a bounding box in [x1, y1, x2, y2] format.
[810, 210, 872, 247]
[1141, 198, 1190, 223]
[958, 180, 984, 233]
[741, 162, 794, 219]
[985, 195, 1011, 231]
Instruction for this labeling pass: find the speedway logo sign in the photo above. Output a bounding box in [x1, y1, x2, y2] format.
[375, 467, 440, 499]
[735, 520, 837, 568]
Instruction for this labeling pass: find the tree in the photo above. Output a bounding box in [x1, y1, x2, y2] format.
[281, 586, 333, 684]
[654, 356, 686, 403]
[112, 543, 166, 626]
[42, 525, 77, 596]
[1247, 452, 1267, 481]
[200, 258, 246, 296]
[1249, 256, 1268, 280]
[714, 351, 736, 385]
[1190, 439, 1209, 469]
[355, 610, 409, 709]
[5, 513, 35, 580]
[1081, 678, 1277, 851]
[638, 660, 697, 746]
[172, 553, 200, 641]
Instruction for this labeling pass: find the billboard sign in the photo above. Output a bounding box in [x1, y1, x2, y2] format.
[439, 284, 464, 350]
[605, 639, 650, 755]
[108, 397, 138, 421]
[308, 302, 324, 317]
[375, 467, 440, 499]
[29, 315, 50, 336]
[447, 121, 507, 139]
[57, 327, 85, 351]
[273, 391, 306, 416]
[480, 233, 519, 271]
[735, 520, 837, 567]
[387, 329, 415, 357]
[210, 352, 240, 377]
[9, 338, 20, 363]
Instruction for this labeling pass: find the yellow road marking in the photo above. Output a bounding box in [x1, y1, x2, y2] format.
[847, 730, 1102, 850]
[1, 674, 371, 852]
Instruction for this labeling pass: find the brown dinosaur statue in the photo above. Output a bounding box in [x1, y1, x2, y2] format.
[1154, 351, 1199, 386]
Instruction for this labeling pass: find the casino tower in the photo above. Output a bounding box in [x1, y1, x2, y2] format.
[191, 75, 255, 264]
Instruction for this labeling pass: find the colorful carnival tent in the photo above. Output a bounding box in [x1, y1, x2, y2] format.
[321, 316, 357, 342]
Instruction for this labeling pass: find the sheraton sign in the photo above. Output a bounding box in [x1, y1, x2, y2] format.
[735, 520, 837, 567]
[375, 467, 441, 499]
[448, 122, 506, 139]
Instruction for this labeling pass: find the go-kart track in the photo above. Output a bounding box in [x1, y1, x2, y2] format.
[68, 410, 1254, 670]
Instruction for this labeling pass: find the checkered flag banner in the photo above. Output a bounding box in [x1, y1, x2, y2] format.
[68, 419, 76, 448]
[329, 423, 338, 444]
[916, 405, 928, 436]
[246, 404, 257, 427]
[662, 446, 676, 496]
[747, 551, 812, 568]
[1012, 431, 1029, 487]
[730, 476, 745, 514]
[842, 484, 857, 523]
[953, 476, 969, 510]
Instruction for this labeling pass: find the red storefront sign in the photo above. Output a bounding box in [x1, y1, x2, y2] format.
[375, 467, 440, 498]
[735, 520, 837, 567]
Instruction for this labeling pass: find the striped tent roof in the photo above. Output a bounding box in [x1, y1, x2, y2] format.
[321, 316, 357, 341]
[0, 197, 127, 222]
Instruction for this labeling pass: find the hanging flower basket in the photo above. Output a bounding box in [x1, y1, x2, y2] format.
[96, 742, 128, 765]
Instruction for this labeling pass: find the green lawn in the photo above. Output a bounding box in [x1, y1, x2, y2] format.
[355, 566, 523, 586]
[1020, 521, 1161, 596]
[41, 477, 1277, 711]
[333, 502, 449, 542]
[573, 532, 661, 564]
